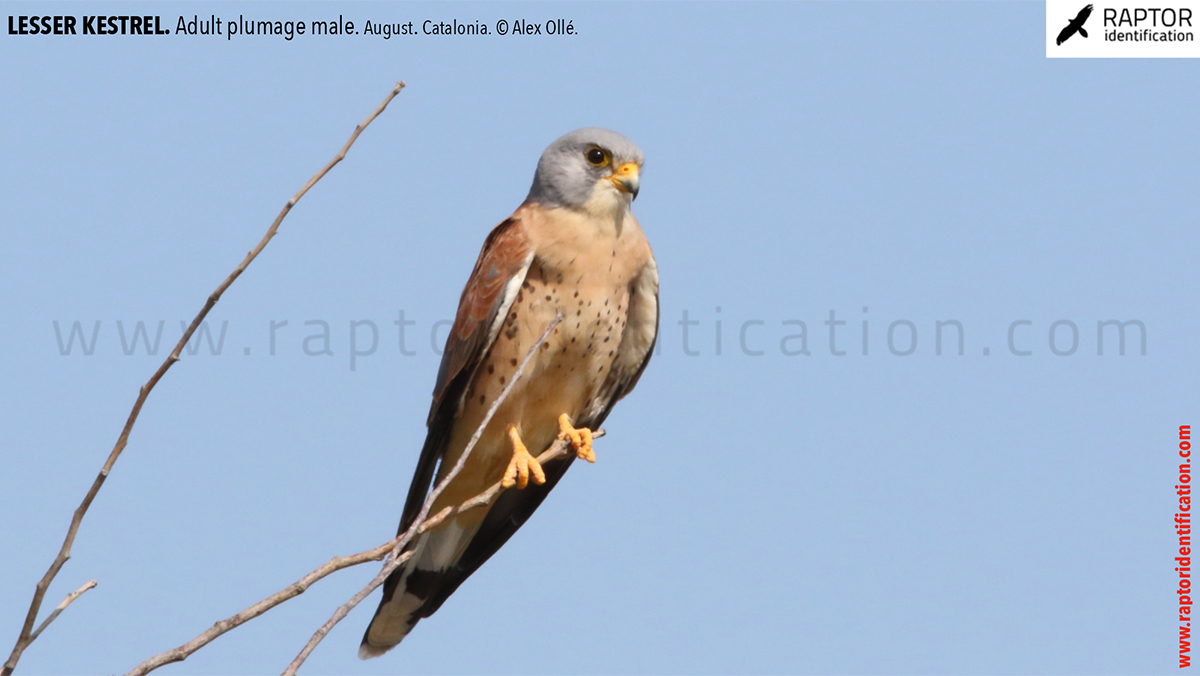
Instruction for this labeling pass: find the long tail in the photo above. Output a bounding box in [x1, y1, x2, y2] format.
[359, 453, 576, 658]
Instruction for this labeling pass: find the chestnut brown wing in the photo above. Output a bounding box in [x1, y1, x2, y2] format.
[399, 216, 533, 532]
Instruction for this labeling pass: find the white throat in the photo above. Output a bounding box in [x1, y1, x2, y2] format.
[581, 181, 630, 234]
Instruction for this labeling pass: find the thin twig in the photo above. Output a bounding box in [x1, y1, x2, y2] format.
[2, 81, 406, 676]
[122, 543, 412, 676]
[280, 311, 565, 676]
[26, 581, 96, 645]
[276, 550, 409, 676]
[391, 311, 564, 563]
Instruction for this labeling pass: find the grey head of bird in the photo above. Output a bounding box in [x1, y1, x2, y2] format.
[525, 128, 643, 220]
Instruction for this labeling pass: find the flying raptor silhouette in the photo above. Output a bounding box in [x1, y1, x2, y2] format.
[1057, 4, 1093, 45]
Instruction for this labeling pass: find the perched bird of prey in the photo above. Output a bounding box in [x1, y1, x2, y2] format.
[360, 128, 659, 658]
[1056, 4, 1093, 45]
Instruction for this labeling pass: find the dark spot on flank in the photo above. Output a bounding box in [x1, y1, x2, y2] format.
[609, 350, 614, 357]
[604, 337, 610, 343]
[577, 310, 582, 316]
[545, 295, 552, 301]
[499, 376, 506, 384]
[479, 395, 486, 405]
[517, 291, 524, 302]
[510, 358, 518, 366]
[487, 364, 495, 374]
[573, 290, 579, 298]
[571, 337, 576, 343]
[541, 342, 550, 350]
[605, 299, 609, 306]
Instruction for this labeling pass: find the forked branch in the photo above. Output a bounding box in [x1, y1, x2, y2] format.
[280, 312, 570, 675]
[2, 82, 406, 676]
[125, 313, 593, 675]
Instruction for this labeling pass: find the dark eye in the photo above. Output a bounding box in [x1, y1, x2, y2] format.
[586, 147, 607, 166]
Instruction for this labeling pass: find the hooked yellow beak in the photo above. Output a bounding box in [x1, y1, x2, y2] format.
[610, 162, 640, 200]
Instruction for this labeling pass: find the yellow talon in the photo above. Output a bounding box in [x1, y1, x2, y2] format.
[558, 414, 595, 463]
[503, 426, 545, 489]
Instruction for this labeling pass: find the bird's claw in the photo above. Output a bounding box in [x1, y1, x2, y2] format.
[503, 426, 546, 489]
[558, 414, 595, 463]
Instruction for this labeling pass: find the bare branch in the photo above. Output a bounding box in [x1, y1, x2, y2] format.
[26, 581, 97, 646]
[122, 542, 412, 676]
[281, 311, 565, 675]
[276, 548, 409, 676]
[2, 81, 406, 676]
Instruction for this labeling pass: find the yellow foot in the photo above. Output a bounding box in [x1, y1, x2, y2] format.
[502, 426, 546, 489]
[558, 414, 595, 463]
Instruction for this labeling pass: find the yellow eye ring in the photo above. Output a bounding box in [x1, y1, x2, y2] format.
[585, 147, 609, 167]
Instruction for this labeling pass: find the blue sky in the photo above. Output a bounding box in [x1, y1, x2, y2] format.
[2, 2, 1196, 673]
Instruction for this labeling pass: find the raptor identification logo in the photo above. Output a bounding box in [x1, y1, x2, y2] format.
[1046, 0, 1200, 57]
